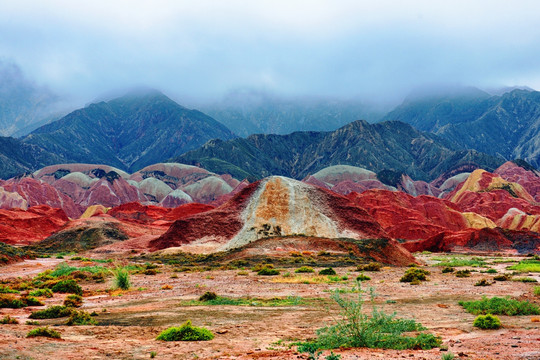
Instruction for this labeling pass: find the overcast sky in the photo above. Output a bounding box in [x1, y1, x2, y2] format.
[1, 0, 539, 104]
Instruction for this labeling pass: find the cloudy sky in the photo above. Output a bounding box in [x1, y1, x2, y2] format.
[1, 0, 539, 104]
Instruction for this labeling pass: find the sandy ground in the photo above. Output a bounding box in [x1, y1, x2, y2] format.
[0, 254, 539, 360]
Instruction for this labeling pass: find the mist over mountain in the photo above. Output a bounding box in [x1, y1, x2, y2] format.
[384, 87, 540, 167]
[22, 90, 236, 172]
[0, 62, 63, 137]
[200, 89, 391, 136]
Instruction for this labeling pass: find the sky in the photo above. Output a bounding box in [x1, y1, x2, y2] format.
[1, 0, 540, 105]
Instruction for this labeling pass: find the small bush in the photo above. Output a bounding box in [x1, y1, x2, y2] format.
[473, 314, 501, 329]
[156, 320, 214, 341]
[295, 266, 315, 273]
[29, 305, 72, 319]
[113, 267, 131, 290]
[0, 294, 26, 308]
[485, 268, 497, 274]
[441, 267, 454, 273]
[144, 269, 157, 275]
[455, 270, 471, 278]
[29, 288, 53, 298]
[441, 352, 455, 360]
[26, 327, 61, 339]
[0, 315, 18, 324]
[534, 286, 540, 297]
[199, 291, 218, 301]
[474, 279, 492, 287]
[513, 277, 538, 283]
[494, 274, 511, 281]
[356, 274, 371, 282]
[0, 285, 19, 294]
[25, 320, 39, 325]
[459, 296, 540, 316]
[357, 262, 382, 272]
[66, 310, 98, 325]
[252, 263, 273, 272]
[64, 294, 83, 308]
[52, 279, 83, 295]
[258, 267, 280, 276]
[23, 296, 43, 306]
[319, 268, 337, 276]
[400, 268, 430, 283]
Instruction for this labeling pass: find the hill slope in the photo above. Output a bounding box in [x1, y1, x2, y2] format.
[173, 120, 504, 181]
[23, 90, 236, 172]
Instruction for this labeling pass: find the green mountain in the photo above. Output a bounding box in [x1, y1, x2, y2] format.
[0, 136, 63, 179]
[173, 120, 503, 181]
[23, 90, 236, 172]
[384, 88, 540, 168]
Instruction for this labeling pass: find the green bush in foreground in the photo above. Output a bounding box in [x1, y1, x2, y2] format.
[297, 285, 441, 352]
[26, 327, 61, 339]
[473, 314, 501, 329]
[0, 285, 19, 294]
[295, 266, 315, 273]
[0, 294, 26, 308]
[52, 279, 83, 295]
[113, 267, 131, 290]
[66, 310, 98, 325]
[156, 320, 214, 341]
[319, 268, 337, 276]
[29, 288, 53, 298]
[64, 294, 83, 307]
[459, 296, 540, 316]
[29, 305, 73, 319]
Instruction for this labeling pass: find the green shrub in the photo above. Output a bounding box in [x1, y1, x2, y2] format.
[156, 320, 214, 341]
[455, 270, 471, 278]
[258, 267, 280, 276]
[29, 288, 53, 298]
[507, 259, 540, 273]
[113, 267, 131, 290]
[493, 274, 511, 281]
[295, 266, 315, 273]
[319, 268, 337, 276]
[441, 267, 454, 273]
[199, 291, 217, 301]
[513, 277, 538, 283]
[534, 286, 540, 297]
[459, 296, 540, 316]
[357, 262, 382, 272]
[29, 305, 73, 319]
[473, 314, 501, 329]
[474, 279, 492, 287]
[23, 296, 43, 306]
[0, 294, 26, 308]
[0, 285, 19, 294]
[297, 286, 441, 351]
[64, 294, 83, 307]
[400, 268, 430, 283]
[252, 263, 274, 272]
[66, 310, 98, 325]
[26, 327, 61, 339]
[485, 268, 497, 274]
[441, 352, 455, 360]
[356, 274, 371, 282]
[0, 315, 18, 324]
[52, 279, 83, 295]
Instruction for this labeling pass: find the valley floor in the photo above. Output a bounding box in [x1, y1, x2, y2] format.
[0, 254, 539, 360]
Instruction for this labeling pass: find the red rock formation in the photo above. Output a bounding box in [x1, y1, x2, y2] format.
[108, 202, 170, 224]
[348, 189, 468, 241]
[0, 205, 69, 245]
[163, 203, 215, 221]
[402, 228, 540, 254]
[1, 178, 82, 218]
[150, 176, 388, 252]
[79, 177, 148, 208]
[495, 161, 540, 202]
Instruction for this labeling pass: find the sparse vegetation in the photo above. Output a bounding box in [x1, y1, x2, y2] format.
[0, 315, 18, 324]
[507, 259, 540, 273]
[455, 270, 471, 278]
[257, 266, 280, 276]
[459, 296, 540, 316]
[493, 274, 511, 281]
[356, 274, 371, 281]
[474, 279, 492, 286]
[534, 286, 540, 297]
[29, 288, 53, 298]
[113, 267, 131, 290]
[435, 256, 486, 268]
[52, 279, 83, 295]
[441, 352, 455, 360]
[0, 285, 19, 294]
[66, 310, 98, 325]
[29, 305, 73, 319]
[184, 295, 306, 307]
[156, 320, 214, 341]
[295, 266, 315, 273]
[441, 267, 454, 273]
[296, 286, 441, 351]
[64, 294, 83, 307]
[473, 314, 502, 329]
[199, 291, 218, 301]
[512, 277, 538, 283]
[319, 268, 337, 276]
[357, 262, 382, 272]
[400, 268, 430, 283]
[0, 294, 26, 308]
[26, 327, 61, 339]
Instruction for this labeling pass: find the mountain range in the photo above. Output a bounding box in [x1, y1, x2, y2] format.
[173, 120, 503, 181]
[384, 87, 540, 167]
[21, 90, 236, 173]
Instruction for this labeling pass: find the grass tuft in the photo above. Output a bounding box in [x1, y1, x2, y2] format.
[26, 327, 61, 339]
[459, 296, 540, 316]
[156, 320, 214, 341]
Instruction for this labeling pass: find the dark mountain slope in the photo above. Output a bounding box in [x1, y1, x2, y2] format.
[0, 136, 63, 179]
[384, 88, 540, 168]
[174, 120, 504, 181]
[23, 90, 236, 172]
